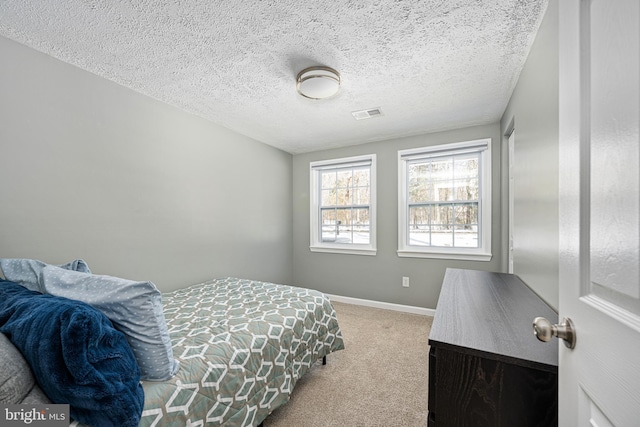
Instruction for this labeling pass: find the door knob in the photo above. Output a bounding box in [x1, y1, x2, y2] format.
[533, 316, 576, 349]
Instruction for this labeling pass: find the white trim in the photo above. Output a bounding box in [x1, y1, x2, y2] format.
[508, 130, 515, 274]
[397, 249, 492, 261]
[398, 138, 490, 158]
[310, 246, 377, 256]
[310, 154, 374, 169]
[325, 293, 435, 317]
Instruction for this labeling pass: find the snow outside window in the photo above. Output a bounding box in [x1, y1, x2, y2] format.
[310, 154, 376, 256]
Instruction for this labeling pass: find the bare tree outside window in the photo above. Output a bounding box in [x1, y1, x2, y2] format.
[407, 153, 480, 248]
[320, 166, 371, 244]
[310, 154, 377, 256]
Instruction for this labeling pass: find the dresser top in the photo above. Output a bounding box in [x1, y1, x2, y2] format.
[429, 268, 558, 370]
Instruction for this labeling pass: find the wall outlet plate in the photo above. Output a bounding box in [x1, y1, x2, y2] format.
[402, 277, 410, 287]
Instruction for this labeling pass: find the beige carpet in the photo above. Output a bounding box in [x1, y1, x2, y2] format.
[264, 301, 433, 427]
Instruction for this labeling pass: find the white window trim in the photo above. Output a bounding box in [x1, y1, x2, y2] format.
[397, 139, 492, 261]
[310, 154, 377, 256]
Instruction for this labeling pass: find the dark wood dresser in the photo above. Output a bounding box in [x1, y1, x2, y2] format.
[428, 268, 558, 427]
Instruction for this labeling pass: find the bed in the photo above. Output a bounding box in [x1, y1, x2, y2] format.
[131, 277, 344, 426]
[0, 259, 344, 427]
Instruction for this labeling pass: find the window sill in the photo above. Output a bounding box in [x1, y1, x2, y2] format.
[397, 249, 492, 261]
[310, 245, 377, 256]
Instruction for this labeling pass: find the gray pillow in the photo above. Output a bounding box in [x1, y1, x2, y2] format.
[0, 258, 91, 291]
[0, 332, 50, 404]
[39, 265, 179, 381]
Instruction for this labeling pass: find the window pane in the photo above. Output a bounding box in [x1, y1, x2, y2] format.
[409, 206, 431, 228]
[321, 189, 336, 206]
[437, 185, 455, 201]
[336, 188, 351, 206]
[409, 162, 434, 203]
[353, 168, 370, 187]
[434, 204, 453, 225]
[321, 171, 336, 189]
[352, 208, 370, 244]
[431, 224, 453, 247]
[352, 207, 370, 225]
[431, 158, 453, 182]
[354, 187, 370, 205]
[409, 162, 430, 183]
[454, 225, 478, 247]
[454, 204, 478, 225]
[409, 181, 433, 203]
[453, 181, 478, 200]
[453, 155, 479, 179]
[336, 207, 351, 226]
[431, 204, 453, 247]
[336, 170, 352, 188]
[336, 208, 353, 243]
[409, 206, 431, 246]
[321, 209, 337, 242]
[409, 228, 431, 246]
[353, 230, 370, 244]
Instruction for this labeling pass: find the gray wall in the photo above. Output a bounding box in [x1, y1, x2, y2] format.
[0, 36, 293, 292]
[292, 124, 502, 310]
[500, 0, 559, 309]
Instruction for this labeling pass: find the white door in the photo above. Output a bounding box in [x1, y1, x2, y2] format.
[559, 0, 640, 425]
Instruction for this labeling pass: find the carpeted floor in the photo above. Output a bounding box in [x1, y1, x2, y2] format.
[264, 301, 433, 427]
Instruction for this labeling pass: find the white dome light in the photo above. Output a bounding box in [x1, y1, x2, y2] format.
[296, 66, 341, 100]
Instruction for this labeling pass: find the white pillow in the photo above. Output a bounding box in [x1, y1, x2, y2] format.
[39, 265, 179, 381]
[0, 258, 91, 291]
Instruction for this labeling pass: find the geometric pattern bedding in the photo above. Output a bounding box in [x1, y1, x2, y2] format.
[75, 277, 344, 426]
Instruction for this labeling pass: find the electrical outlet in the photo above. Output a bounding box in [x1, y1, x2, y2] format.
[402, 276, 410, 288]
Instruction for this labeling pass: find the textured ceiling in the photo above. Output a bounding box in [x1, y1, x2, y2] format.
[0, 0, 548, 154]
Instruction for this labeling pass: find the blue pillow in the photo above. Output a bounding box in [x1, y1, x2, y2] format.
[0, 258, 91, 291]
[0, 279, 144, 427]
[39, 265, 179, 381]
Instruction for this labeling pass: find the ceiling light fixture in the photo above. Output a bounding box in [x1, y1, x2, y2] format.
[296, 66, 341, 100]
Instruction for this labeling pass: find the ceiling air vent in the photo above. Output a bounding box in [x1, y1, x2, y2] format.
[352, 107, 384, 120]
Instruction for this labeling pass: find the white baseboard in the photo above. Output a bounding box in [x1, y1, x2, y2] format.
[326, 293, 435, 317]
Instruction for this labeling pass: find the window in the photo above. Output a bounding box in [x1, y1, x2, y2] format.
[310, 155, 376, 255]
[398, 139, 491, 261]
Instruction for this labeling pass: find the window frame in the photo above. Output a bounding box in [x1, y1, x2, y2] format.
[397, 139, 492, 261]
[310, 154, 377, 256]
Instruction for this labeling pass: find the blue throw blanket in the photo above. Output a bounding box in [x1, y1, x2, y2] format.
[0, 279, 144, 427]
